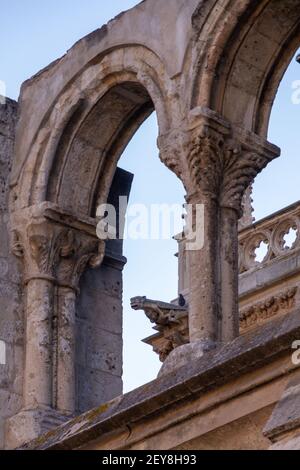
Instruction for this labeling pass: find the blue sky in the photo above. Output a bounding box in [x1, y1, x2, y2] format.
[1, 1, 299, 392]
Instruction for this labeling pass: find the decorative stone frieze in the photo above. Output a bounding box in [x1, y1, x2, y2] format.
[240, 287, 297, 332]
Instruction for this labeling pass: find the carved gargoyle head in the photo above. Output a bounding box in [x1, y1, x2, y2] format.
[130, 296, 147, 310]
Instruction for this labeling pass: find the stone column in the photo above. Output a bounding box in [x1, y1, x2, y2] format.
[186, 124, 281, 349]
[24, 278, 54, 409]
[20, 222, 62, 410]
[159, 110, 280, 371]
[183, 126, 225, 350]
[219, 143, 278, 343]
[56, 286, 77, 415]
[54, 230, 105, 415]
[7, 210, 105, 448]
[159, 124, 224, 351]
[6, 221, 70, 448]
[218, 206, 239, 342]
[186, 191, 219, 347]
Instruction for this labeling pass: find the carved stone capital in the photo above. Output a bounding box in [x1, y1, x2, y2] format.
[159, 108, 280, 216]
[157, 130, 187, 183]
[12, 222, 62, 282]
[55, 230, 105, 291]
[239, 185, 254, 229]
[11, 220, 104, 290]
[186, 127, 224, 199]
[185, 124, 279, 216]
[219, 141, 273, 217]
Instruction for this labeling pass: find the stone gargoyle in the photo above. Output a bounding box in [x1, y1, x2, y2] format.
[130, 296, 188, 326]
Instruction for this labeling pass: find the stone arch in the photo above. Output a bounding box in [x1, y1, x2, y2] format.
[191, 0, 300, 136]
[12, 45, 178, 213]
[7, 16, 191, 439]
[10, 0, 201, 212]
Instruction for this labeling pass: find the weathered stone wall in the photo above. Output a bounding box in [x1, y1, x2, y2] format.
[0, 99, 23, 448]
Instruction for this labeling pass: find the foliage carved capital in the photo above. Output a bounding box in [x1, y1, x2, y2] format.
[11, 221, 105, 290]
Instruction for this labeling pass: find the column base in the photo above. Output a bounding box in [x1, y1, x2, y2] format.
[5, 408, 73, 449]
[158, 339, 217, 377]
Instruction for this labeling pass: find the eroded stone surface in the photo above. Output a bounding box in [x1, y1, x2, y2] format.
[0, 99, 24, 450]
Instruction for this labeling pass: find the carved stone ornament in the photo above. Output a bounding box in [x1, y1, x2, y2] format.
[130, 296, 188, 325]
[55, 229, 105, 290]
[131, 296, 189, 362]
[186, 127, 275, 217]
[220, 144, 270, 217]
[153, 322, 190, 363]
[187, 129, 224, 199]
[157, 130, 187, 183]
[11, 221, 105, 290]
[239, 185, 254, 230]
[240, 287, 297, 331]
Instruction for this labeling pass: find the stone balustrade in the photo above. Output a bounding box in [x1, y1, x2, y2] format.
[239, 201, 300, 274]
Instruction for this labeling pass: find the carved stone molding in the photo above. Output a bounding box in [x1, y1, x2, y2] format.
[240, 287, 297, 332]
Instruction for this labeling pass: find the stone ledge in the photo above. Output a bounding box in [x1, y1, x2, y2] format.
[20, 309, 300, 450]
[263, 372, 300, 441]
[239, 249, 300, 299]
